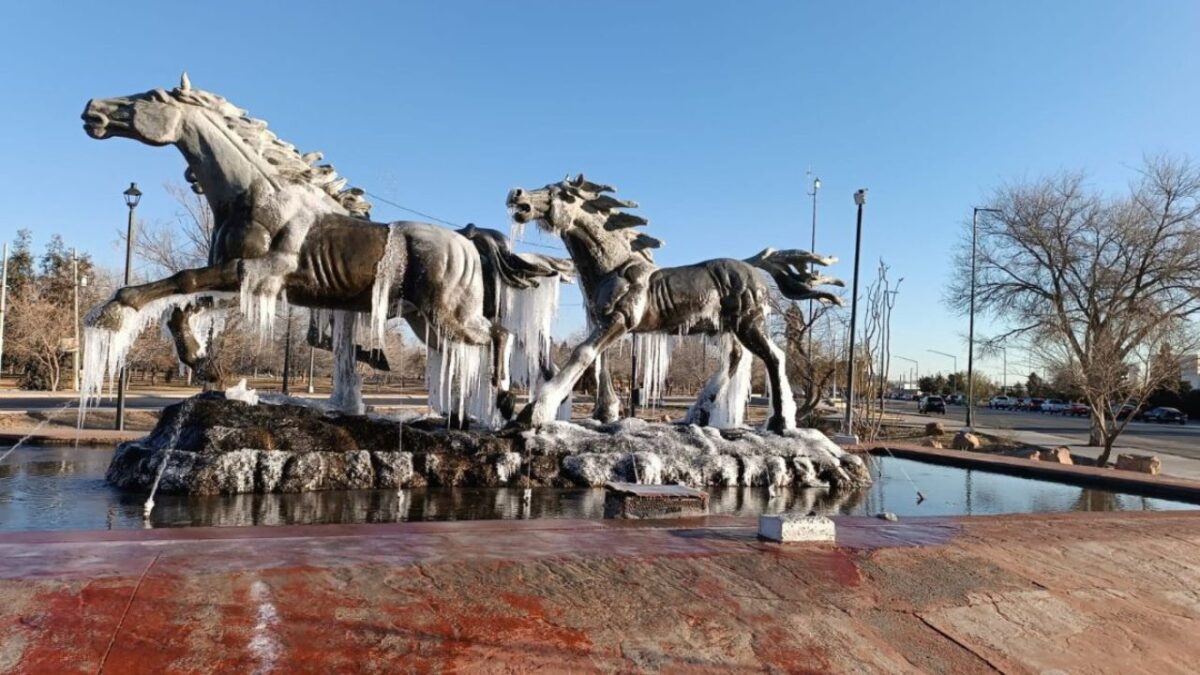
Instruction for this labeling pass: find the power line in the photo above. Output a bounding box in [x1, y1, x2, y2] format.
[363, 190, 565, 252]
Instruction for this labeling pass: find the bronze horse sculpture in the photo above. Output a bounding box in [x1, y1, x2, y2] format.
[508, 175, 844, 432]
[80, 74, 567, 422]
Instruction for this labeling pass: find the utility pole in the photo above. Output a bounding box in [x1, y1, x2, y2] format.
[967, 207, 1002, 429]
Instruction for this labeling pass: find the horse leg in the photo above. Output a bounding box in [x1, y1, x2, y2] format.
[491, 323, 517, 421]
[735, 320, 797, 433]
[90, 261, 242, 330]
[166, 299, 223, 387]
[684, 336, 745, 427]
[593, 350, 620, 423]
[515, 319, 629, 428]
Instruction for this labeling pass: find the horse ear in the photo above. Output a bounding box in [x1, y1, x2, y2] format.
[180, 71, 192, 91]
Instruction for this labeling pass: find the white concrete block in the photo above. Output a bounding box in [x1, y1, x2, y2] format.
[758, 514, 836, 543]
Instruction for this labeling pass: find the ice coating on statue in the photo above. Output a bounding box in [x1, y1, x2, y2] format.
[500, 275, 560, 392]
[426, 336, 497, 428]
[78, 292, 216, 412]
[369, 223, 406, 349]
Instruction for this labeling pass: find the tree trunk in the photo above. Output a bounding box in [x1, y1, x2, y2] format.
[1096, 438, 1115, 468]
[1088, 413, 1104, 446]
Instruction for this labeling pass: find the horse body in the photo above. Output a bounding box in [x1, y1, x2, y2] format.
[508, 175, 843, 432]
[81, 76, 563, 423]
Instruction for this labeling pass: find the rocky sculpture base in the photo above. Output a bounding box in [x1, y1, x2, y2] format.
[107, 393, 871, 495]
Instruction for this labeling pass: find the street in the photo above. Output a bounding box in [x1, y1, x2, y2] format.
[889, 400, 1200, 460]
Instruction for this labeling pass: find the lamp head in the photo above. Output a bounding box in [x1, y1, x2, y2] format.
[853, 189, 867, 206]
[123, 182, 142, 208]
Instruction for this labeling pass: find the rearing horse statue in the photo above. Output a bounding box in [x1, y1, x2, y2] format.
[80, 74, 567, 422]
[508, 175, 843, 432]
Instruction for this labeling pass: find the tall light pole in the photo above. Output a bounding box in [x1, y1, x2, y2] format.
[72, 250, 88, 391]
[115, 182, 141, 431]
[0, 242, 8, 380]
[893, 355, 918, 390]
[926, 349, 958, 393]
[839, 189, 867, 443]
[805, 173, 821, 368]
[967, 207, 1002, 429]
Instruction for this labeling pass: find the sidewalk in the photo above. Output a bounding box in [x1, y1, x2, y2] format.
[3, 512, 1199, 672]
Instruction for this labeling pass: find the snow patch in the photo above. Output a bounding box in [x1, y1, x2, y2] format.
[224, 378, 260, 406]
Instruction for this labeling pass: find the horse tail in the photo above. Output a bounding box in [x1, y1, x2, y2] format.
[456, 224, 574, 317]
[743, 247, 845, 305]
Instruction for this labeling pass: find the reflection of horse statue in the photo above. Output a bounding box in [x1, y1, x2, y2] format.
[80, 74, 567, 422]
[508, 175, 843, 431]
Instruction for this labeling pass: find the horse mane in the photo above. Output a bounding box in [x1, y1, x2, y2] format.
[171, 85, 372, 218]
[558, 174, 663, 254]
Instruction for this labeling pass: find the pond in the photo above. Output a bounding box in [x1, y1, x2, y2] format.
[0, 445, 1194, 532]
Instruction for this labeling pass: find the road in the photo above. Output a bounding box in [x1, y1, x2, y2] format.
[889, 400, 1200, 460]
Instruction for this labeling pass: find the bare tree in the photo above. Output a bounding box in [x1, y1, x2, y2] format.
[949, 156, 1200, 464]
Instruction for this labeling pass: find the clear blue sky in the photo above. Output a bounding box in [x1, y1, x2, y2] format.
[1, 1, 1197, 383]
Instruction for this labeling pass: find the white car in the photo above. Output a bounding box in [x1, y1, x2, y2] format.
[1041, 399, 1067, 414]
[989, 395, 1012, 409]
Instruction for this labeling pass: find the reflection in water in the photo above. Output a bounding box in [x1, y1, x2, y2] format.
[1, 446, 1196, 532]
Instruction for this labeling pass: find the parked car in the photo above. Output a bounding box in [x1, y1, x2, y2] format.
[919, 396, 946, 415]
[1028, 397, 1045, 412]
[1114, 404, 1143, 421]
[1067, 402, 1090, 417]
[946, 394, 965, 405]
[1041, 399, 1066, 414]
[1143, 407, 1188, 425]
[989, 395, 1012, 410]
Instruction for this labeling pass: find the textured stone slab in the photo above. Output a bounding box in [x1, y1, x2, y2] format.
[603, 482, 708, 519]
[758, 514, 836, 542]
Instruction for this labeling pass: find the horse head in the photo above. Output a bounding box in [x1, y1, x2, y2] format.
[508, 174, 660, 264]
[82, 73, 192, 146]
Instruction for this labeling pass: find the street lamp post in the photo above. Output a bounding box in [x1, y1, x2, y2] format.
[115, 182, 141, 431]
[805, 174, 821, 369]
[893, 355, 918, 390]
[839, 189, 867, 443]
[71, 250, 88, 391]
[967, 207, 1002, 429]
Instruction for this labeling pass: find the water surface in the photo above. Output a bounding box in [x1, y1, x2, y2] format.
[0, 446, 1193, 532]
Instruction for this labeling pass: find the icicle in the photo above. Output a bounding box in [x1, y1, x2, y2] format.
[79, 292, 223, 412]
[425, 337, 497, 429]
[238, 263, 281, 343]
[369, 226, 406, 349]
[709, 334, 753, 428]
[634, 332, 674, 409]
[499, 276, 560, 394]
[329, 309, 364, 414]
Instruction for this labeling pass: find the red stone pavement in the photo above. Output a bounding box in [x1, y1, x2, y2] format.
[2, 512, 1199, 673]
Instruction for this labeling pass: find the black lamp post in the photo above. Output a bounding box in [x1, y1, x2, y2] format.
[806, 174, 821, 380]
[967, 207, 1001, 429]
[841, 189, 867, 441]
[115, 182, 141, 431]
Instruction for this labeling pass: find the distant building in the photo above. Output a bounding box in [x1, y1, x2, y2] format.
[1180, 355, 1200, 390]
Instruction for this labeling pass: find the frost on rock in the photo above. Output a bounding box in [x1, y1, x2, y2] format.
[225, 378, 260, 406]
[426, 336, 497, 428]
[500, 275, 560, 393]
[494, 452, 523, 483]
[525, 418, 867, 489]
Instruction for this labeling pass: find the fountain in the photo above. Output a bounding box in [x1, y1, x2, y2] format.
[78, 76, 870, 499]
